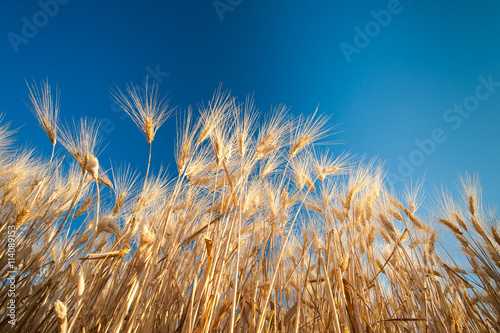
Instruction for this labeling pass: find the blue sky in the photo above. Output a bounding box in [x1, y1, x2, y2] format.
[1, 0, 499, 209]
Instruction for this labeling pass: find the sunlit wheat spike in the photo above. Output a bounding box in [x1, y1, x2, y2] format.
[339, 253, 349, 273]
[402, 178, 425, 213]
[254, 104, 289, 160]
[182, 144, 212, 179]
[289, 107, 330, 158]
[209, 110, 235, 166]
[470, 215, 487, 240]
[188, 176, 212, 186]
[304, 201, 322, 213]
[111, 79, 172, 143]
[54, 300, 68, 333]
[315, 149, 351, 181]
[74, 197, 93, 218]
[139, 225, 155, 249]
[176, 106, 198, 175]
[439, 218, 463, 235]
[111, 162, 140, 202]
[259, 150, 282, 179]
[59, 117, 102, 176]
[454, 212, 468, 231]
[97, 172, 113, 189]
[0, 113, 16, 152]
[459, 173, 481, 216]
[378, 213, 397, 241]
[97, 213, 120, 235]
[290, 149, 317, 192]
[492, 227, 500, 247]
[235, 94, 259, 158]
[134, 167, 170, 211]
[25, 78, 59, 145]
[85, 154, 99, 179]
[366, 225, 376, 248]
[197, 84, 233, 144]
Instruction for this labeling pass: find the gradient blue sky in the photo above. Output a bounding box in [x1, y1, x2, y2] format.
[1, 0, 499, 208]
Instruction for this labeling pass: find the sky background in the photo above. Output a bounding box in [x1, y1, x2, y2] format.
[1, 0, 499, 211]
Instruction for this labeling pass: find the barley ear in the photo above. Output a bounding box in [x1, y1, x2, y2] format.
[145, 117, 154, 143]
[54, 300, 68, 333]
[340, 253, 349, 273]
[468, 195, 475, 216]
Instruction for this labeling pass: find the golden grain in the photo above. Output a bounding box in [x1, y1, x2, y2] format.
[1, 85, 498, 333]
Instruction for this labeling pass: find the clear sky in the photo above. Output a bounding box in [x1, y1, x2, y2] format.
[1, 0, 499, 209]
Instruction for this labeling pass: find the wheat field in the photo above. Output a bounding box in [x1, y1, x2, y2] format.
[0, 80, 499, 332]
